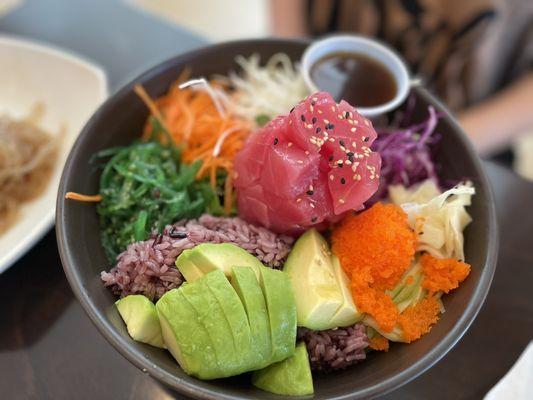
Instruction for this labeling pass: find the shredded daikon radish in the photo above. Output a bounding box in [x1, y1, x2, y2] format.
[221, 53, 310, 126]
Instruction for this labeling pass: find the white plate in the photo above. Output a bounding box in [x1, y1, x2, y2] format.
[0, 35, 108, 274]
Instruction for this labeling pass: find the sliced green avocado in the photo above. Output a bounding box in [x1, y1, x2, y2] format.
[252, 342, 314, 396]
[176, 243, 263, 282]
[179, 272, 240, 376]
[175, 251, 204, 282]
[230, 266, 272, 368]
[156, 289, 221, 379]
[259, 266, 297, 363]
[203, 270, 259, 372]
[283, 229, 344, 330]
[329, 255, 363, 326]
[115, 295, 165, 348]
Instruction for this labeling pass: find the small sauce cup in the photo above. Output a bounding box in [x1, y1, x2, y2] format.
[301, 35, 411, 118]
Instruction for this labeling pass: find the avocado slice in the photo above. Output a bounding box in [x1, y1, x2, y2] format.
[329, 255, 363, 326]
[156, 289, 221, 379]
[230, 266, 272, 368]
[203, 270, 259, 372]
[283, 229, 344, 330]
[176, 243, 263, 282]
[179, 272, 240, 376]
[259, 266, 297, 363]
[252, 342, 314, 396]
[175, 251, 204, 282]
[115, 295, 165, 348]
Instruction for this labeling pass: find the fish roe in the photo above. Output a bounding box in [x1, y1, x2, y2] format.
[368, 334, 389, 351]
[398, 296, 441, 342]
[421, 254, 471, 294]
[331, 202, 417, 332]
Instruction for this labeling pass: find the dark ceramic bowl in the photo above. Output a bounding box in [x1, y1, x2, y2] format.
[57, 39, 498, 400]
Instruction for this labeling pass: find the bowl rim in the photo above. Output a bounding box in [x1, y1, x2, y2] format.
[56, 38, 499, 400]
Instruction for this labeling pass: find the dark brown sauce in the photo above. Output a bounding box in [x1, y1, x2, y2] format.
[310, 51, 397, 108]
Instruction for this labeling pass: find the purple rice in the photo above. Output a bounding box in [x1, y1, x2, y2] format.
[298, 324, 369, 372]
[100, 214, 294, 301]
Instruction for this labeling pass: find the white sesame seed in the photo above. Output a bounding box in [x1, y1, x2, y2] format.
[331, 106, 335, 112]
[309, 184, 314, 191]
[351, 165, 357, 172]
[340, 145, 346, 152]
[338, 114, 343, 119]
[329, 174, 334, 180]
[351, 127, 357, 132]
[337, 159, 344, 164]
[339, 199, 345, 204]
[305, 150, 310, 155]
[324, 119, 329, 124]
[345, 160, 352, 165]
[288, 142, 293, 147]
[317, 109, 323, 114]
[329, 138, 335, 142]
[297, 160, 304, 164]
[306, 124, 313, 129]
[348, 119, 354, 125]
[296, 198, 302, 203]
[310, 203, 315, 208]
[352, 142, 357, 148]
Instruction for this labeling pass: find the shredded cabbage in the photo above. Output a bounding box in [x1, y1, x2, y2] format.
[222, 53, 310, 127]
[392, 181, 475, 261]
[389, 179, 441, 206]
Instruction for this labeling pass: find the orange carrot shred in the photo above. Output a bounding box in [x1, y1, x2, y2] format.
[65, 192, 102, 202]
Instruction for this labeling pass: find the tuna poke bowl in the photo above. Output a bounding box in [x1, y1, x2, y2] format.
[57, 39, 497, 399]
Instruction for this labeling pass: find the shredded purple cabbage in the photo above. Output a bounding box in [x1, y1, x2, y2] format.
[371, 101, 441, 200]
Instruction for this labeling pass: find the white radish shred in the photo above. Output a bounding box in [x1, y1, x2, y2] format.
[221, 53, 310, 126]
[179, 78, 229, 118]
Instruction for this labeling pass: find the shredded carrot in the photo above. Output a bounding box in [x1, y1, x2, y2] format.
[136, 78, 252, 214]
[65, 192, 102, 202]
[331, 203, 417, 332]
[368, 335, 390, 351]
[398, 295, 441, 342]
[421, 254, 471, 294]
